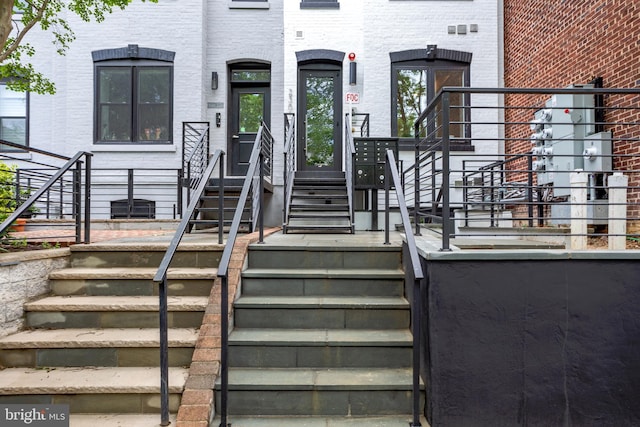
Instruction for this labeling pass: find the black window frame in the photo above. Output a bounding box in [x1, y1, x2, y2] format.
[300, 0, 339, 9]
[0, 81, 29, 151]
[92, 45, 175, 145]
[390, 48, 472, 151]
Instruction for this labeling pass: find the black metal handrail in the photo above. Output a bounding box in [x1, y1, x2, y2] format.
[182, 123, 210, 209]
[344, 114, 356, 229]
[152, 149, 224, 426]
[0, 139, 92, 243]
[283, 113, 295, 231]
[413, 87, 640, 250]
[384, 149, 424, 427]
[217, 123, 271, 427]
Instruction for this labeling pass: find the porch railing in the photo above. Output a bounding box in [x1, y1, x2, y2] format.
[411, 86, 640, 251]
[153, 149, 225, 426]
[384, 149, 424, 427]
[0, 139, 92, 244]
[217, 123, 272, 427]
[283, 113, 296, 230]
[183, 122, 211, 209]
[345, 114, 356, 229]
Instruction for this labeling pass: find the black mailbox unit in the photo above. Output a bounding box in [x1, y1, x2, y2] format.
[354, 137, 399, 189]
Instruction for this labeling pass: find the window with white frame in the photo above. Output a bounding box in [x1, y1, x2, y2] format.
[0, 83, 28, 151]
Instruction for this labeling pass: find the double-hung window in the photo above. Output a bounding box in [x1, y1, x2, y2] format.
[96, 65, 172, 143]
[391, 49, 471, 147]
[93, 46, 175, 144]
[0, 83, 28, 150]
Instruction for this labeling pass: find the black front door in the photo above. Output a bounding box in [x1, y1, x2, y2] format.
[229, 84, 270, 176]
[298, 69, 342, 172]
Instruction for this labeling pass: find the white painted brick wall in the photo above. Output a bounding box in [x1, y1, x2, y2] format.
[13, 0, 502, 223]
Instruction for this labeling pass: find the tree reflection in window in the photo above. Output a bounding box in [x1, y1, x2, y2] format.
[239, 93, 264, 133]
[305, 76, 334, 167]
[394, 65, 466, 140]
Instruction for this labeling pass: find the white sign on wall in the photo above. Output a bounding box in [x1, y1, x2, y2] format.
[345, 92, 360, 104]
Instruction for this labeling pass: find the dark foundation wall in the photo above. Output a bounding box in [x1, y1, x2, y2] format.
[421, 257, 640, 427]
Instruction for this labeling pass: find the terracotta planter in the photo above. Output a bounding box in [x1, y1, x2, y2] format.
[10, 217, 27, 232]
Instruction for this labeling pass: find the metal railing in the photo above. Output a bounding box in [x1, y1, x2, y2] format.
[384, 149, 424, 427]
[411, 87, 640, 251]
[217, 123, 272, 427]
[283, 113, 296, 230]
[152, 149, 225, 426]
[345, 114, 356, 229]
[183, 122, 211, 209]
[350, 112, 370, 137]
[0, 139, 92, 244]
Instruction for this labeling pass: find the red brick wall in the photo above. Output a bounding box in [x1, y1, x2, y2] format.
[504, 1, 640, 216]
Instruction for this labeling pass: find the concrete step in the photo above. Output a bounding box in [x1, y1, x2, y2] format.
[49, 267, 217, 296]
[68, 242, 223, 269]
[242, 268, 404, 297]
[0, 366, 187, 413]
[69, 413, 177, 426]
[211, 416, 429, 427]
[0, 328, 197, 368]
[24, 296, 207, 329]
[233, 296, 409, 329]
[217, 368, 421, 416]
[228, 328, 412, 368]
[248, 246, 402, 270]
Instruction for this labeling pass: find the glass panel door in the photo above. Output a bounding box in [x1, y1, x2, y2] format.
[299, 69, 341, 171]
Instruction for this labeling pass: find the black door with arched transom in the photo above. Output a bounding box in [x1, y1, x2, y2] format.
[228, 66, 270, 176]
[297, 67, 342, 172]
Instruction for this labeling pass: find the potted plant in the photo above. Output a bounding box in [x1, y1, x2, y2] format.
[0, 163, 37, 233]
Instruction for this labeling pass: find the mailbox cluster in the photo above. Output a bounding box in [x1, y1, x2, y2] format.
[354, 137, 399, 189]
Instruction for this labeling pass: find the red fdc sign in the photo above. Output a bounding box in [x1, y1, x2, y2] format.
[346, 92, 360, 104]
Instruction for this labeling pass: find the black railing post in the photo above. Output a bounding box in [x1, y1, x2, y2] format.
[441, 91, 452, 251]
[159, 274, 170, 426]
[74, 163, 82, 244]
[219, 274, 229, 427]
[177, 169, 183, 218]
[411, 275, 423, 427]
[259, 149, 264, 244]
[384, 159, 390, 245]
[414, 140, 421, 236]
[219, 153, 225, 245]
[127, 169, 134, 218]
[527, 154, 534, 227]
[83, 154, 92, 244]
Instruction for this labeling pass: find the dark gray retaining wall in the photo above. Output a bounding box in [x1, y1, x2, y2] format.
[414, 249, 640, 427]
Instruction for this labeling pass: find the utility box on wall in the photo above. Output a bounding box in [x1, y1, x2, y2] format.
[354, 137, 399, 189]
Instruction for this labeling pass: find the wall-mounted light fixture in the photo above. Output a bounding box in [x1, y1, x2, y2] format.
[211, 72, 218, 90]
[348, 52, 357, 86]
[349, 62, 357, 86]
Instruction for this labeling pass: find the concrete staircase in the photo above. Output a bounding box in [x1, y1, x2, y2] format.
[0, 238, 222, 425]
[285, 172, 354, 234]
[215, 239, 423, 425]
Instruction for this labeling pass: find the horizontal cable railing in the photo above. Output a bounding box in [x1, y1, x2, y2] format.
[411, 87, 640, 250]
[183, 123, 210, 210]
[0, 139, 92, 245]
[283, 113, 295, 231]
